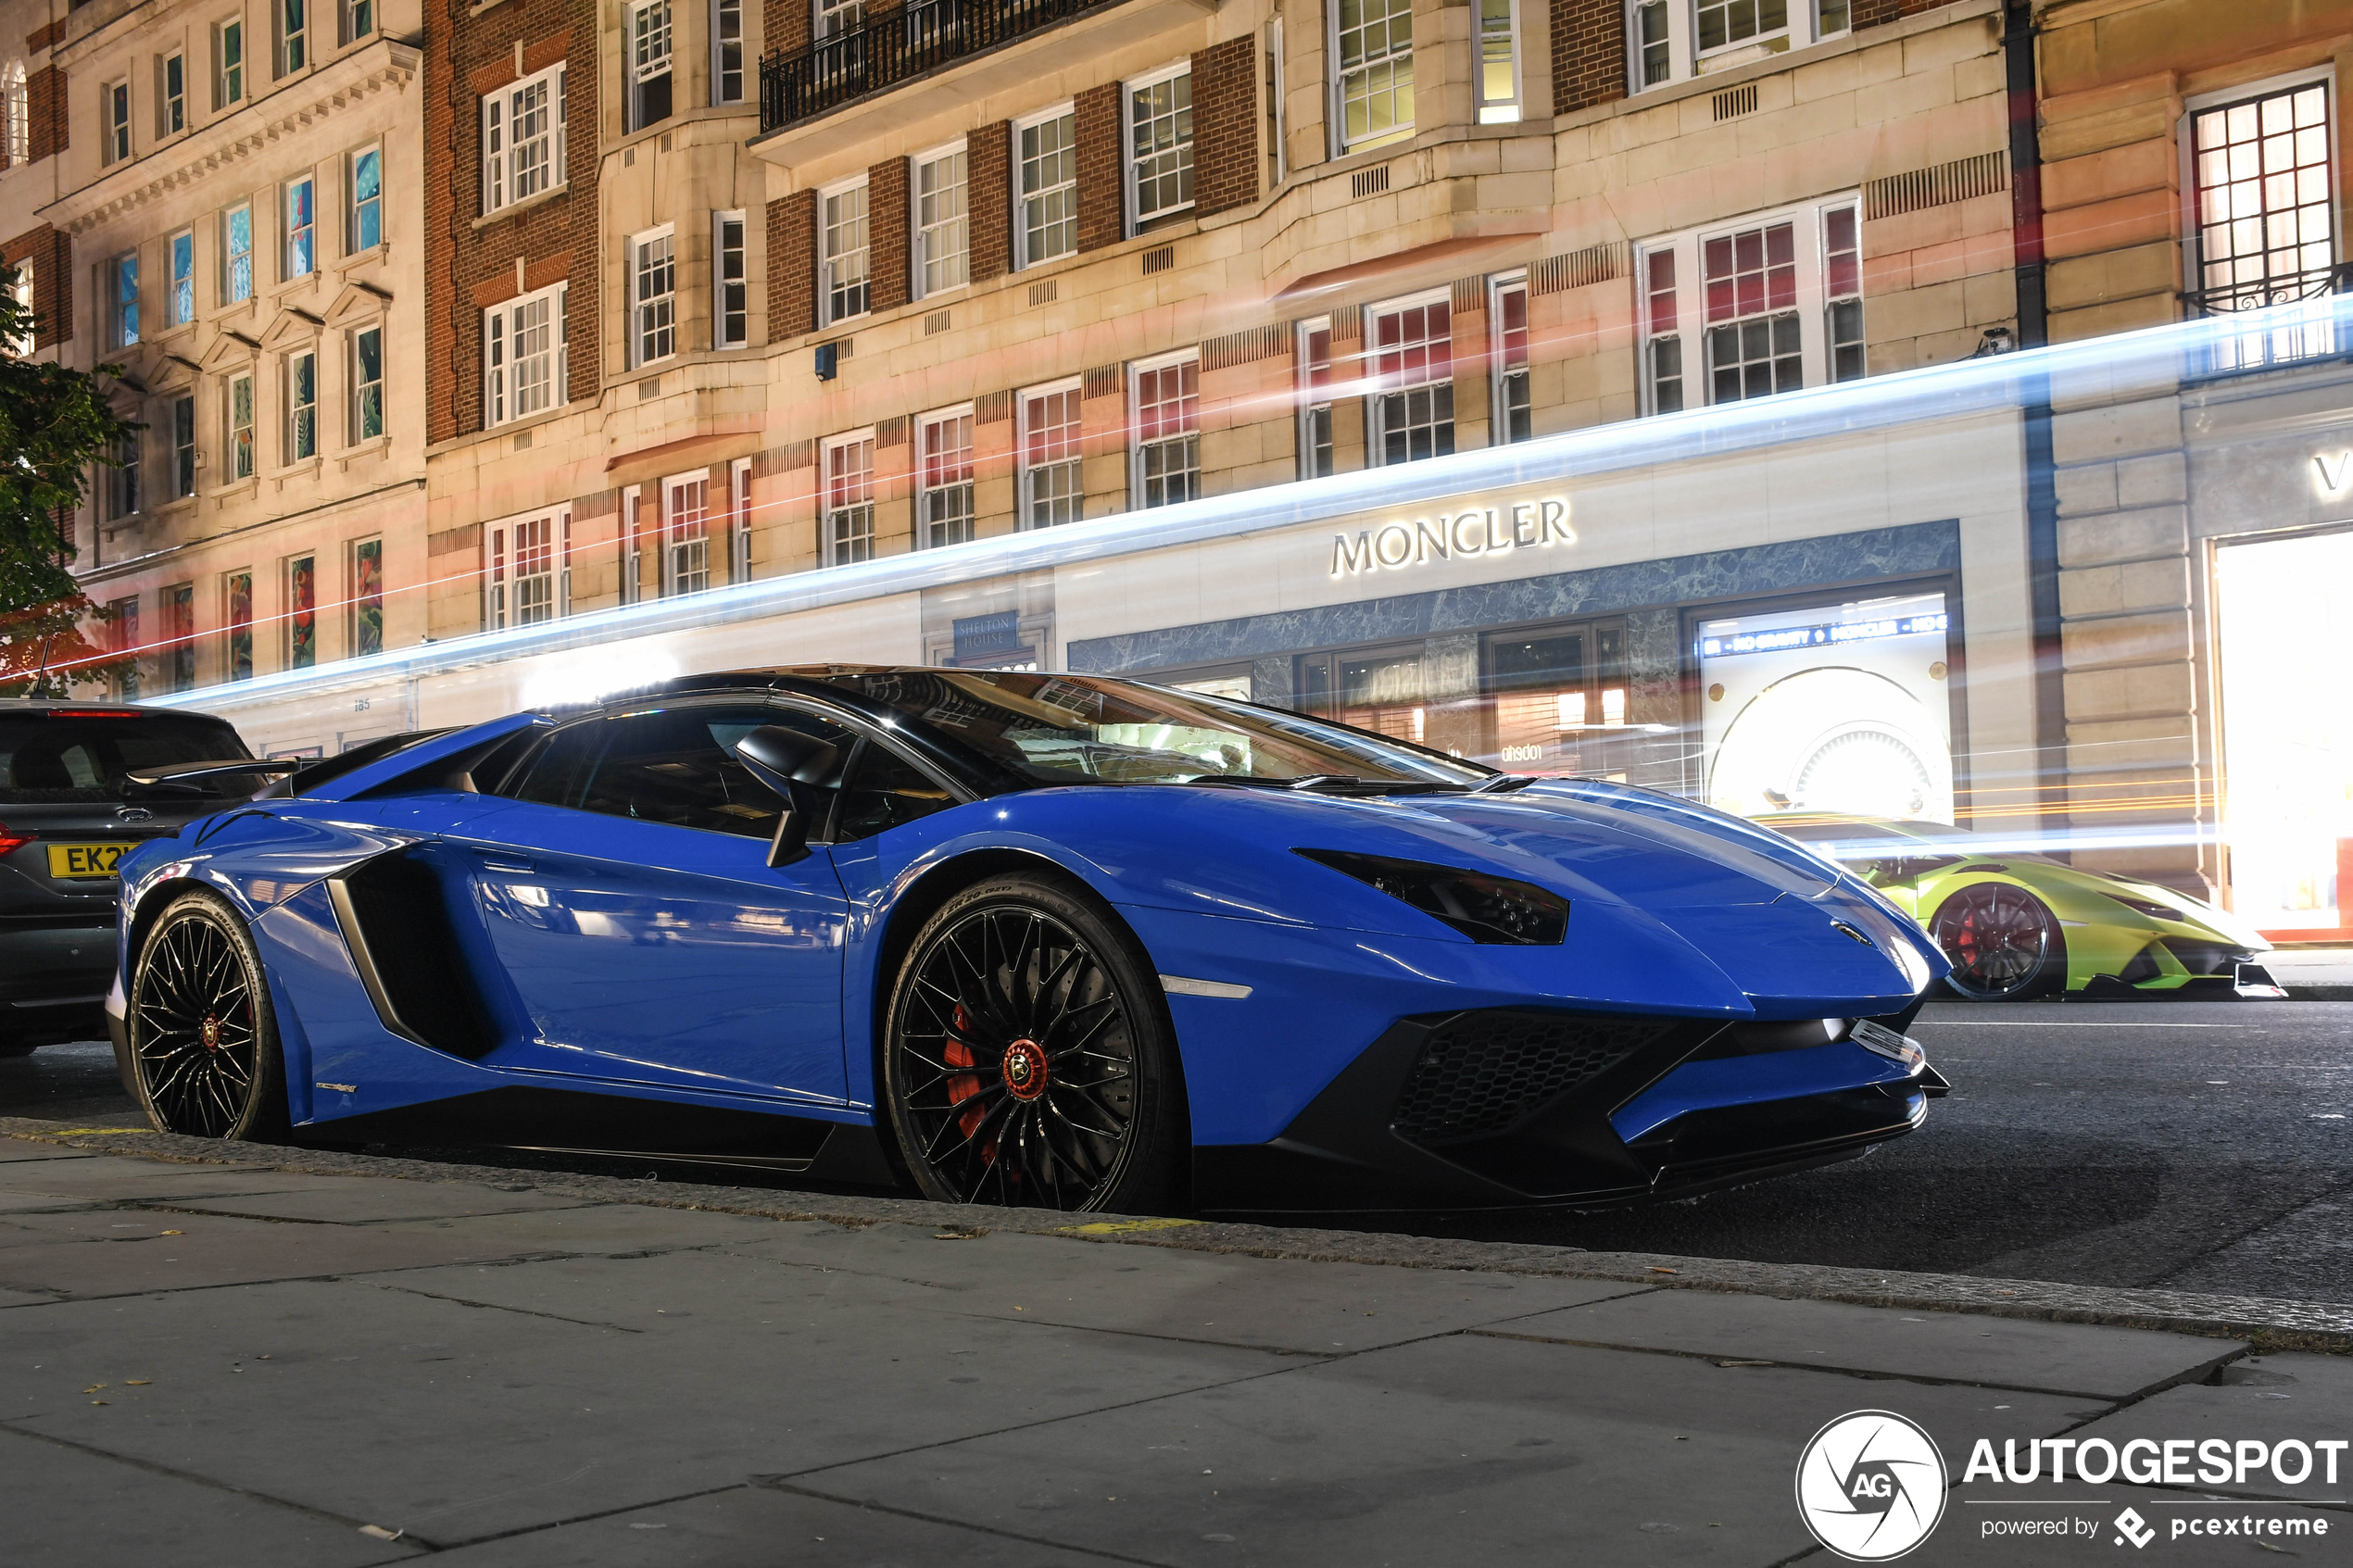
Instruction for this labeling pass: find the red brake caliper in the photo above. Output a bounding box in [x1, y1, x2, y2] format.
[945, 1004, 987, 1141]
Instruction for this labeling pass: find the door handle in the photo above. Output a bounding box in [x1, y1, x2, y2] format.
[479, 857, 535, 874]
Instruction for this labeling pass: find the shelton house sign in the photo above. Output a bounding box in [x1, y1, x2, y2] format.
[1330, 497, 1576, 577]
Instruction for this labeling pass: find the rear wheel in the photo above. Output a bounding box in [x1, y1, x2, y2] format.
[882, 875, 1185, 1212]
[1931, 884, 2066, 1000]
[129, 893, 288, 1140]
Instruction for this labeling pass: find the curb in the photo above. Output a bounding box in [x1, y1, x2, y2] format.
[9, 1116, 2353, 1355]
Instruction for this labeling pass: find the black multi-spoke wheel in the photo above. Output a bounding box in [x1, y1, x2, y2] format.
[884, 876, 1184, 1212]
[130, 893, 287, 1140]
[1931, 884, 2065, 1000]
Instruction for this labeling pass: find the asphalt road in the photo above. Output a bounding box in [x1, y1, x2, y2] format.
[12, 999, 2350, 1302]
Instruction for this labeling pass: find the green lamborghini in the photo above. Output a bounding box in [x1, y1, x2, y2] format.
[1758, 815, 2284, 1001]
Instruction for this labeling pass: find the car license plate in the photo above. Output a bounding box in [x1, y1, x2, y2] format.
[46, 843, 126, 880]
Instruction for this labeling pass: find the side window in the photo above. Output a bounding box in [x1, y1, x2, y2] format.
[510, 706, 857, 841]
[509, 720, 605, 809]
[832, 740, 955, 842]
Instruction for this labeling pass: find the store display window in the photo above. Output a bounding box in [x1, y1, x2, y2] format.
[1483, 620, 1630, 777]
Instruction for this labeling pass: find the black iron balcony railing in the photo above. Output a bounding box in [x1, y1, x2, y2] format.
[760, 0, 1123, 133]
[2182, 262, 2353, 377]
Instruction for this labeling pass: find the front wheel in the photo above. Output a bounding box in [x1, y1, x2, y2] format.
[882, 875, 1186, 1212]
[129, 892, 289, 1140]
[1930, 884, 2066, 1000]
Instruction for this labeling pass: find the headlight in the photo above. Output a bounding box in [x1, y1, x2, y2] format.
[1294, 848, 1569, 945]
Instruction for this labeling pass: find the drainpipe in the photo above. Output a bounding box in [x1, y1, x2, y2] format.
[2006, 0, 2066, 852]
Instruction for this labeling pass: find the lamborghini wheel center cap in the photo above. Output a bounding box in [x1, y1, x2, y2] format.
[198, 1015, 222, 1052]
[1001, 1039, 1049, 1101]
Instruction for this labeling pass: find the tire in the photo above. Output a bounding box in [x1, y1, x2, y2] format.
[881, 873, 1186, 1213]
[1930, 884, 2066, 1001]
[128, 892, 290, 1140]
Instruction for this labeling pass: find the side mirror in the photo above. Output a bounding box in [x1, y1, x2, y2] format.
[734, 726, 844, 869]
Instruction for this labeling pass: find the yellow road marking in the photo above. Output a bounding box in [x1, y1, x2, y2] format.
[1056, 1217, 1204, 1236]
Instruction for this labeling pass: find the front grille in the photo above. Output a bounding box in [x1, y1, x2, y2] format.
[1390, 1010, 1673, 1147]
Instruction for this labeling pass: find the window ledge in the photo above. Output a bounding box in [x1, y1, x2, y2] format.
[338, 434, 392, 467]
[465, 0, 512, 17]
[210, 476, 261, 501]
[473, 182, 571, 230]
[270, 456, 325, 484]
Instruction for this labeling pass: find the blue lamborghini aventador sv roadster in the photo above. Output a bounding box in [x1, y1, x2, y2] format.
[107, 667, 1950, 1213]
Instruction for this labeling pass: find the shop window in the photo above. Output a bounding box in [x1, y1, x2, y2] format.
[711, 0, 743, 105]
[1476, 0, 1517, 123]
[110, 253, 138, 348]
[484, 282, 566, 427]
[1297, 316, 1335, 479]
[350, 144, 384, 251]
[820, 180, 868, 323]
[664, 471, 710, 595]
[1491, 272, 1530, 444]
[713, 211, 747, 347]
[915, 145, 968, 297]
[823, 432, 875, 565]
[166, 583, 195, 691]
[1332, 0, 1412, 153]
[486, 511, 560, 627]
[1132, 351, 1199, 508]
[2189, 79, 2336, 371]
[1128, 66, 1192, 224]
[628, 0, 672, 129]
[170, 231, 195, 325]
[1629, 1, 1847, 94]
[633, 229, 676, 364]
[1367, 293, 1452, 465]
[1484, 622, 1629, 776]
[162, 52, 186, 133]
[348, 536, 383, 655]
[224, 570, 254, 680]
[226, 371, 255, 478]
[1020, 381, 1082, 528]
[286, 176, 314, 279]
[285, 554, 316, 670]
[105, 79, 131, 164]
[1016, 107, 1077, 269]
[483, 63, 565, 216]
[1299, 647, 1426, 743]
[918, 407, 975, 548]
[171, 395, 196, 496]
[285, 348, 317, 461]
[213, 19, 245, 108]
[350, 324, 384, 440]
[1638, 197, 1859, 415]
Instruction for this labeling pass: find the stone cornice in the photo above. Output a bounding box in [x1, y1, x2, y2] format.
[45, 43, 421, 239]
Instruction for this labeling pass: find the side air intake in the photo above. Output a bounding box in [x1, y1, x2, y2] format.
[328, 848, 499, 1059]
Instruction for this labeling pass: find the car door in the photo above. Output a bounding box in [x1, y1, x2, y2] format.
[447, 700, 857, 1108]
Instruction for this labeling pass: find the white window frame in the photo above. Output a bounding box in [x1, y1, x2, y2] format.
[481, 61, 566, 217]
[4, 62, 28, 166]
[1329, 0, 1413, 155]
[110, 251, 139, 349]
[483, 280, 567, 427]
[1296, 314, 1334, 480]
[349, 321, 384, 441]
[912, 141, 969, 300]
[1475, 0, 1520, 123]
[627, 0, 673, 131]
[916, 404, 976, 549]
[349, 143, 384, 252]
[1365, 288, 1453, 467]
[1017, 377, 1083, 529]
[485, 508, 565, 628]
[631, 225, 676, 366]
[163, 51, 187, 134]
[3, 258, 31, 356]
[168, 231, 194, 326]
[344, 0, 374, 44]
[226, 370, 256, 480]
[280, 0, 307, 74]
[285, 174, 315, 280]
[729, 457, 752, 582]
[171, 395, 197, 496]
[822, 429, 876, 567]
[1634, 194, 1858, 417]
[1490, 270, 1530, 444]
[1265, 19, 1286, 185]
[1013, 104, 1077, 270]
[105, 78, 132, 163]
[713, 210, 748, 347]
[711, 0, 745, 105]
[819, 176, 869, 324]
[223, 203, 255, 303]
[661, 468, 711, 595]
[1125, 61, 1193, 230]
[620, 486, 645, 605]
[1629, 0, 1847, 94]
[215, 18, 245, 108]
[1129, 347, 1201, 509]
[285, 345, 318, 462]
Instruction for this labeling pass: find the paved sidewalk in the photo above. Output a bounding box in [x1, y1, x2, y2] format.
[3, 1126, 2348, 1566]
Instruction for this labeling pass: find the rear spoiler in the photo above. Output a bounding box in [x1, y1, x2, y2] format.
[123, 758, 302, 789]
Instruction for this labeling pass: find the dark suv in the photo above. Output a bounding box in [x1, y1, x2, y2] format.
[1, 702, 257, 1053]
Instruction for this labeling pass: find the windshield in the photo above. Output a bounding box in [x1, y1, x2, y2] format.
[0, 713, 253, 803]
[824, 671, 1492, 788]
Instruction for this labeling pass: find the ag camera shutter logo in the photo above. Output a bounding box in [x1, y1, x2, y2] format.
[1795, 1410, 1948, 1561]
